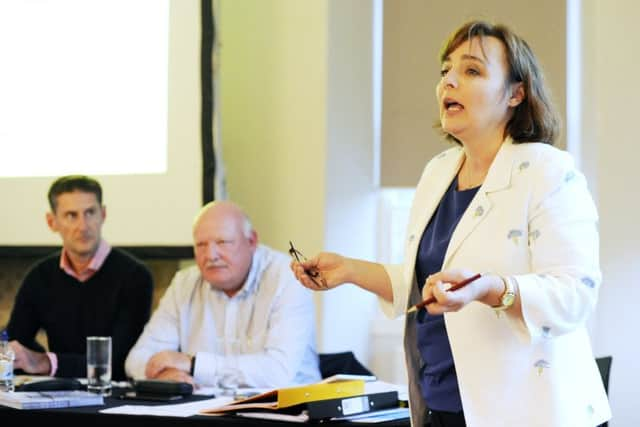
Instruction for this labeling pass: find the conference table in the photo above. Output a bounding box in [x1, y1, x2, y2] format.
[1, 387, 412, 426]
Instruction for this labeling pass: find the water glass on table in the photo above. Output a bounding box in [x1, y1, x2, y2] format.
[86, 336, 112, 396]
[214, 337, 250, 396]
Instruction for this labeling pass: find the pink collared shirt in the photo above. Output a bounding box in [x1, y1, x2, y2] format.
[59, 239, 111, 283]
[51, 239, 111, 376]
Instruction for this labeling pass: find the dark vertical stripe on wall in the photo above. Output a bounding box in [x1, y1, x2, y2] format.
[201, 0, 215, 204]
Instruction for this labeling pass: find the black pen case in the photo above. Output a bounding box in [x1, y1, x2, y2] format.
[132, 379, 193, 396]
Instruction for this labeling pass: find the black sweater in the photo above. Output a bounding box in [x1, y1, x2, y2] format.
[7, 248, 154, 380]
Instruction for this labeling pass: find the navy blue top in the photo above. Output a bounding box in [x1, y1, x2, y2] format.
[414, 176, 479, 412]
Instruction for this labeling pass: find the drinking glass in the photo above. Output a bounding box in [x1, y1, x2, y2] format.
[86, 336, 112, 396]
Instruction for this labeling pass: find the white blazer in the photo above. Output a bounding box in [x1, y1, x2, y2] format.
[381, 139, 611, 427]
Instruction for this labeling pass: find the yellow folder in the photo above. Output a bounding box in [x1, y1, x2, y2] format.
[276, 379, 364, 407]
[201, 379, 365, 414]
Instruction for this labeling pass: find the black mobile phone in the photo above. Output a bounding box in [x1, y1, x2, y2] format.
[18, 378, 83, 392]
[120, 391, 184, 402]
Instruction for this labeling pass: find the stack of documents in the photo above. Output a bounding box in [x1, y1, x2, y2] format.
[200, 379, 366, 415]
[199, 379, 403, 421]
[0, 390, 104, 409]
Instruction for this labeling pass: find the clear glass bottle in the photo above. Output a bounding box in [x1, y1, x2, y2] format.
[0, 330, 15, 392]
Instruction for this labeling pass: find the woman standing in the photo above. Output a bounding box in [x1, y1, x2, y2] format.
[291, 20, 611, 427]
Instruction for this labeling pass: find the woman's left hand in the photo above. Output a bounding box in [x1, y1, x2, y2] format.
[421, 268, 487, 315]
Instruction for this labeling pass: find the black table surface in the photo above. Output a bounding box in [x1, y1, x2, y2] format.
[1, 387, 411, 426]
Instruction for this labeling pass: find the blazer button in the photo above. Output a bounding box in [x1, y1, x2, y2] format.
[474, 206, 484, 217]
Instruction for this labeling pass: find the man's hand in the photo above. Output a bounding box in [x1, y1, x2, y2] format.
[144, 350, 191, 379]
[151, 367, 195, 386]
[9, 340, 51, 374]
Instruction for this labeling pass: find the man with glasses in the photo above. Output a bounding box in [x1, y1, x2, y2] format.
[125, 201, 321, 388]
[6, 175, 154, 381]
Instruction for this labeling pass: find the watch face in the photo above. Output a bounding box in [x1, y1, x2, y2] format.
[502, 292, 515, 307]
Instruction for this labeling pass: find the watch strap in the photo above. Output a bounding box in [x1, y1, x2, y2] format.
[189, 354, 196, 376]
[492, 275, 515, 311]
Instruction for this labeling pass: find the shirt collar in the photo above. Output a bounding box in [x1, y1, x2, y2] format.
[59, 239, 111, 283]
[237, 248, 261, 297]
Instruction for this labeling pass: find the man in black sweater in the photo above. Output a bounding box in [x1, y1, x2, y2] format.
[6, 175, 153, 381]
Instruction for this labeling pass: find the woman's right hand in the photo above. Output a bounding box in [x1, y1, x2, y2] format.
[291, 251, 394, 302]
[290, 252, 349, 291]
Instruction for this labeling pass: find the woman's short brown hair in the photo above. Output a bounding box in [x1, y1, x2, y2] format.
[436, 20, 561, 145]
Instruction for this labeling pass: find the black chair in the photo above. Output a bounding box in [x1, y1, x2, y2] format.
[596, 356, 612, 427]
[318, 351, 374, 378]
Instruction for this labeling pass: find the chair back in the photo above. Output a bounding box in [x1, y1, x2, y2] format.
[318, 351, 373, 378]
[596, 356, 612, 395]
[596, 356, 612, 427]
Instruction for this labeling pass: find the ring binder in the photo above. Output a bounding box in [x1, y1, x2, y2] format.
[304, 391, 399, 420]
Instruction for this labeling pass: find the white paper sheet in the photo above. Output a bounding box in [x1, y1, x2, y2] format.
[192, 386, 268, 398]
[100, 396, 234, 417]
[338, 407, 410, 423]
[236, 411, 310, 423]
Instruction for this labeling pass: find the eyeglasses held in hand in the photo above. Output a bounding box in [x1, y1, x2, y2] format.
[288, 241, 328, 289]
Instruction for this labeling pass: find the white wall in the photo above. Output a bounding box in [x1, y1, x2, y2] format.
[217, 0, 380, 363]
[585, 1, 640, 426]
[217, 0, 327, 251]
[321, 0, 378, 363]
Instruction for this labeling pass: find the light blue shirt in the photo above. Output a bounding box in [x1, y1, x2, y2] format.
[125, 244, 321, 388]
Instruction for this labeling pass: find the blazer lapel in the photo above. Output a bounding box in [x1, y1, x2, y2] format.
[442, 139, 516, 268]
[405, 148, 465, 273]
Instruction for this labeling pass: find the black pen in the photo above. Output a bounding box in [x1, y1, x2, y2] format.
[406, 273, 482, 313]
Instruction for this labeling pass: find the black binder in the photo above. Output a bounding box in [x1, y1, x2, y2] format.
[302, 391, 399, 421]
